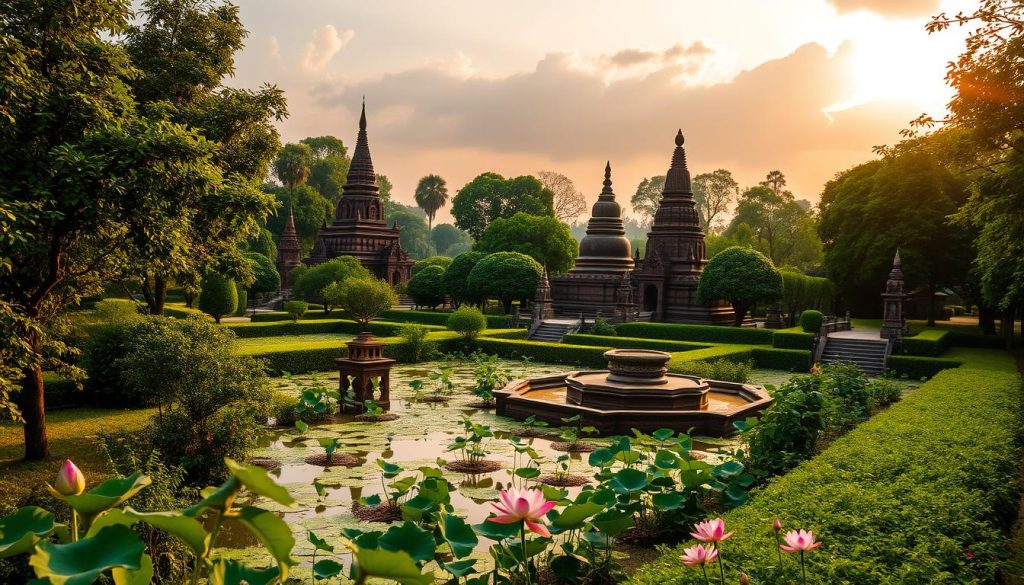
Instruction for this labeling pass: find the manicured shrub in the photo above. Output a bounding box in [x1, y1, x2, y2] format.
[244, 251, 280, 296]
[772, 329, 815, 350]
[866, 377, 903, 408]
[671, 359, 753, 383]
[473, 337, 610, 368]
[616, 322, 775, 344]
[329, 277, 397, 329]
[412, 255, 453, 276]
[225, 319, 443, 338]
[697, 246, 782, 326]
[886, 354, 961, 378]
[563, 333, 710, 353]
[474, 211, 578, 274]
[198, 271, 237, 323]
[901, 328, 950, 356]
[251, 309, 330, 322]
[467, 252, 543, 314]
[163, 303, 208, 320]
[398, 323, 435, 363]
[379, 309, 509, 329]
[291, 256, 371, 312]
[407, 265, 447, 309]
[444, 251, 487, 308]
[629, 366, 1022, 584]
[590, 314, 617, 336]
[284, 300, 307, 322]
[799, 309, 824, 333]
[233, 281, 248, 316]
[446, 307, 488, 341]
[751, 347, 813, 371]
[738, 374, 826, 478]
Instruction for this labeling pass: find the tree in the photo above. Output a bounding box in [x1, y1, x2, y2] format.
[725, 181, 822, 269]
[244, 252, 280, 296]
[265, 184, 333, 254]
[444, 251, 487, 308]
[474, 212, 578, 274]
[447, 307, 487, 341]
[291, 256, 372, 311]
[407, 265, 447, 309]
[631, 176, 665, 226]
[377, 174, 394, 211]
[430, 224, 472, 256]
[451, 173, 555, 239]
[244, 228, 278, 263]
[537, 170, 586, 223]
[303, 136, 350, 205]
[818, 154, 971, 322]
[329, 278, 396, 329]
[198, 272, 238, 323]
[274, 143, 314, 189]
[467, 252, 543, 314]
[414, 174, 449, 236]
[692, 169, 739, 232]
[413, 256, 453, 276]
[388, 203, 431, 258]
[697, 247, 783, 326]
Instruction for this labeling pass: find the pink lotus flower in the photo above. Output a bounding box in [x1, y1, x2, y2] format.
[679, 543, 718, 567]
[690, 518, 733, 543]
[488, 488, 556, 537]
[54, 459, 85, 496]
[780, 529, 822, 552]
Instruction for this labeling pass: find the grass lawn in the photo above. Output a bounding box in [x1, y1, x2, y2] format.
[234, 333, 355, 353]
[0, 407, 157, 508]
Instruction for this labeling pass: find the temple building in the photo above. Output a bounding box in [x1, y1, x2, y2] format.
[306, 103, 413, 284]
[550, 162, 635, 318]
[631, 131, 734, 325]
[276, 206, 302, 290]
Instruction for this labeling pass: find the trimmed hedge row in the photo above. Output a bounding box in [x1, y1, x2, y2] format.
[480, 329, 530, 340]
[224, 319, 444, 339]
[243, 332, 462, 374]
[900, 328, 950, 357]
[628, 365, 1023, 584]
[616, 322, 774, 345]
[163, 304, 209, 320]
[251, 309, 332, 322]
[666, 345, 756, 373]
[771, 330, 815, 351]
[751, 347, 813, 371]
[473, 338, 612, 368]
[379, 309, 510, 329]
[562, 333, 711, 353]
[886, 354, 962, 378]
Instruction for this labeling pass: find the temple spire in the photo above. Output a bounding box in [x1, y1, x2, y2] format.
[341, 99, 379, 199]
[664, 129, 692, 197]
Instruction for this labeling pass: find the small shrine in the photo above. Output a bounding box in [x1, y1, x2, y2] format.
[533, 267, 555, 322]
[276, 206, 302, 290]
[336, 332, 395, 413]
[880, 249, 908, 340]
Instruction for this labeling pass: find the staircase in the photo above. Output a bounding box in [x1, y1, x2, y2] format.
[819, 336, 889, 375]
[528, 320, 579, 342]
[393, 294, 416, 310]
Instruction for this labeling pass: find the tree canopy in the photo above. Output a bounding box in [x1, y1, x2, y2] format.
[467, 252, 543, 314]
[444, 251, 487, 308]
[274, 143, 314, 189]
[291, 256, 371, 311]
[451, 173, 555, 239]
[414, 174, 449, 235]
[244, 252, 280, 295]
[631, 176, 665, 226]
[430, 224, 472, 256]
[265, 184, 333, 255]
[537, 170, 587, 223]
[692, 169, 739, 233]
[303, 136, 350, 205]
[724, 172, 821, 270]
[389, 203, 431, 259]
[697, 246, 782, 326]
[474, 212, 577, 274]
[329, 277, 396, 328]
[406, 265, 447, 309]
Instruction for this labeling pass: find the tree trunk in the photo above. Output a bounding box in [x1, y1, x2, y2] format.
[184, 291, 195, 308]
[979, 305, 997, 335]
[926, 282, 937, 327]
[502, 299, 512, 315]
[733, 303, 748, 327]
[20, 329, 48, 460]
[140, 273, 168, 315]
[1002, 308, 1015, 351]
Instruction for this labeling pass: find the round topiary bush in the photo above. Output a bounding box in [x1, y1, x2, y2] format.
[696, 246, 782, 326]
[466, 251, 543, 314]
[198, 271, 238, 323]
[447, 307, 488, 341]
[412, 255, 453, 276]
[800, 309, 824, 333]
[407, 265, 447, 309]
[284, 300, 308, 322]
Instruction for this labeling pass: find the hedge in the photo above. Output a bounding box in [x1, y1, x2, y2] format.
[43, 373, 81, 409]
[251, 309, 333, 322]
[751, 347, 813, 371]
[771, 329, 815, 351]
[616, 322, 774, 345]
[473, 338, 612, 368]
[886, 354, 962, 378]
[628, 365, 1023, 584]
[163, 304, 209, 320]
[666, 345, 756, 373]
[948, 331, 1006, 349]
[480, 329, 529, 340]
[242, 332, 462, 374]
[224, 319, 443, 339]
[900, 328, 950, 357]
[379, 309, 510, 329]
[562, 333, 711, 353]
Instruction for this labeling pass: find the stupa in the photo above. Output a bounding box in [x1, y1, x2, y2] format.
[880, 249, 908, 340]
[306, 102, 413, 284]
[632, 131, 734, 324]
[276, 206, 302, 290]
[550, 162, 635, 319]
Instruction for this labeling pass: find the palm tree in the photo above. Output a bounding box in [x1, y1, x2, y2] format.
[274, 143, 314, 189]
[414, 174, 449, 236]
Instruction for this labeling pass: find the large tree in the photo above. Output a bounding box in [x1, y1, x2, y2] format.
[451, 173, 555, 239]
[725, 174, 822, 270]
[414, 174, 449, 236]
[631, 175, 665, 226]
[0, 0, 247, 459]
[467, 252, 543, 314]
[388, 203, 431, 258]
[265, 184, 333, 254]
[537, 170, 587, 223]
[474, 212, 578, 274]
[274, 143, 314, 189]
[302, 135, 350, 204]
[692, 169, 739, 233]
[818, 153, 972, 322]
[697, 246, 783, 326]
[430, 223, 472, 256]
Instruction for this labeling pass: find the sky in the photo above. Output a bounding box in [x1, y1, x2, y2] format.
[224, 0, 973, 223]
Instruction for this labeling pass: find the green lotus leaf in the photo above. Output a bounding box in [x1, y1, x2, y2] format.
[590, 509, 634, 537]
[472, 520, 520, 541]
[308, 530, 334, 553]
[210, 559, 280, 585]
[609, 468, 648, 494]
[51, 472, 151, 519]
[183, 476, 240, 517]
[513, 467, 541, 479]
[651, 428, 675, 442]
[378, 521, 436, 563]
[111, 553, 153, 585]
[441, 559, 477, 578]
[651, 492, 686, 510]
[234, 506, 295, 580]
[225, 458, 296, 507]
[313, 559, 343, 580]
[0, 506, 57, 558]
[88, 507, 208, 557]
[440, 514, 478, 559]
[29, 524, 144, 585]
[551, 502, 604, 530]
[351, 547, 433, 585]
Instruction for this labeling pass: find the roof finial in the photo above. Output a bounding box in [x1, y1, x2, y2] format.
[359, 97, 367, 131]
[675, 129, 684, 147]
[602, 161, 613, 192]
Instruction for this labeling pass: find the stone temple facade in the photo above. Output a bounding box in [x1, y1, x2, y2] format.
[550, 131, 734, 325]
[306, 103, 413, 284]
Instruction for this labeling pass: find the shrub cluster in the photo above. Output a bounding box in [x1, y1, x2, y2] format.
[670, 359, 753, 383]
[616, 322, 774, 344]
[886, 354, 961, 378]
[446, 306, 488, 341]
[799, 309, 824, 333]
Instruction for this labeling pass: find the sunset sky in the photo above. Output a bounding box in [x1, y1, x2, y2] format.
[225, 0, 971, 223]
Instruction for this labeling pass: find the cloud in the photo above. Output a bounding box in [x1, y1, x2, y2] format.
[267, 36, 281, 60]
[603, 42, 712, 69]
[299, 25, 355, 71]
[827, 0, 940, 18]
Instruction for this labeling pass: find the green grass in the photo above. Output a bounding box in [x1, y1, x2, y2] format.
[235, 333, 355, 353]
[0, 408, 157, 508]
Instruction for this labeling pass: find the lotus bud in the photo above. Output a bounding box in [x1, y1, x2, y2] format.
[54, 459, 85, 496]
[772, 518, 782, 532]
[740, 574, 751, 584]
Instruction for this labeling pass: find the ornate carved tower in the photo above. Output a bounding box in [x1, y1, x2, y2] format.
[880, 249, 908, 340]
[632, 131, 734, 324]
[276, 206, 302, 290]
[306, 101, 413, 284]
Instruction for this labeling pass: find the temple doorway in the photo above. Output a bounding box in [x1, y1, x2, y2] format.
[643, 285, 659, 312]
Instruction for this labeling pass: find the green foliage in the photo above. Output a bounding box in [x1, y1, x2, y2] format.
[197, 272, 237, 323]
[631, 366, 1021, 584]
[233, 281, 248, 316]
[283, 301, 307, 323]
[291, 256, 371, 311]
[901, 328, 951, 356]
[750, 347, 813, 371]
[737, 375, 826, 478]
[725, 176, 823, 270]
[387, 203, 432, 259]
[226, 318, 443, 338]
[469, 354, 510, 406]
[799, 309, 824, 333]
[473, 338, 610, 368]
[446, 307, 487, 342]
[630, 175, 665, 226]
[866, 377, 903, 408]
[406, 265, 447, 309]
[443, 251, 487, 307]
[451, 173, 555, 239]
[273, 143, 313, 189]
[243, 252, 280, 296]
[265, 185, 332, 254]
[414, 174, 449, 232]
[698, 246, 782, 325]
[466, 252, 543, 314]
[411, 256, 452, 276]
[671, 359, 752, 383]
[563, 334, 709, 353]
[329, 277, 397, 328]
[398, 324, 435, 363]
[429, 224, 471, 256]
[886, 355, 962, 378]
[379, 309, 509, 329]
[781, 271, 835, 326]
[302, 136, 349, 204]
[474, 212, 578, 274]
[772, 330, 815, 350]
[616, 322, 774, 344]
[590, 314, 617, 336]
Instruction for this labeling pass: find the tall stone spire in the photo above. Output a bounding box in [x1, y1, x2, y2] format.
[881, 248, 907, 340]
[571, 161, 634, 274]
[277, 205, 302, 290]
[342, 99, 379, 199]
[650, 130, 700, 231]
